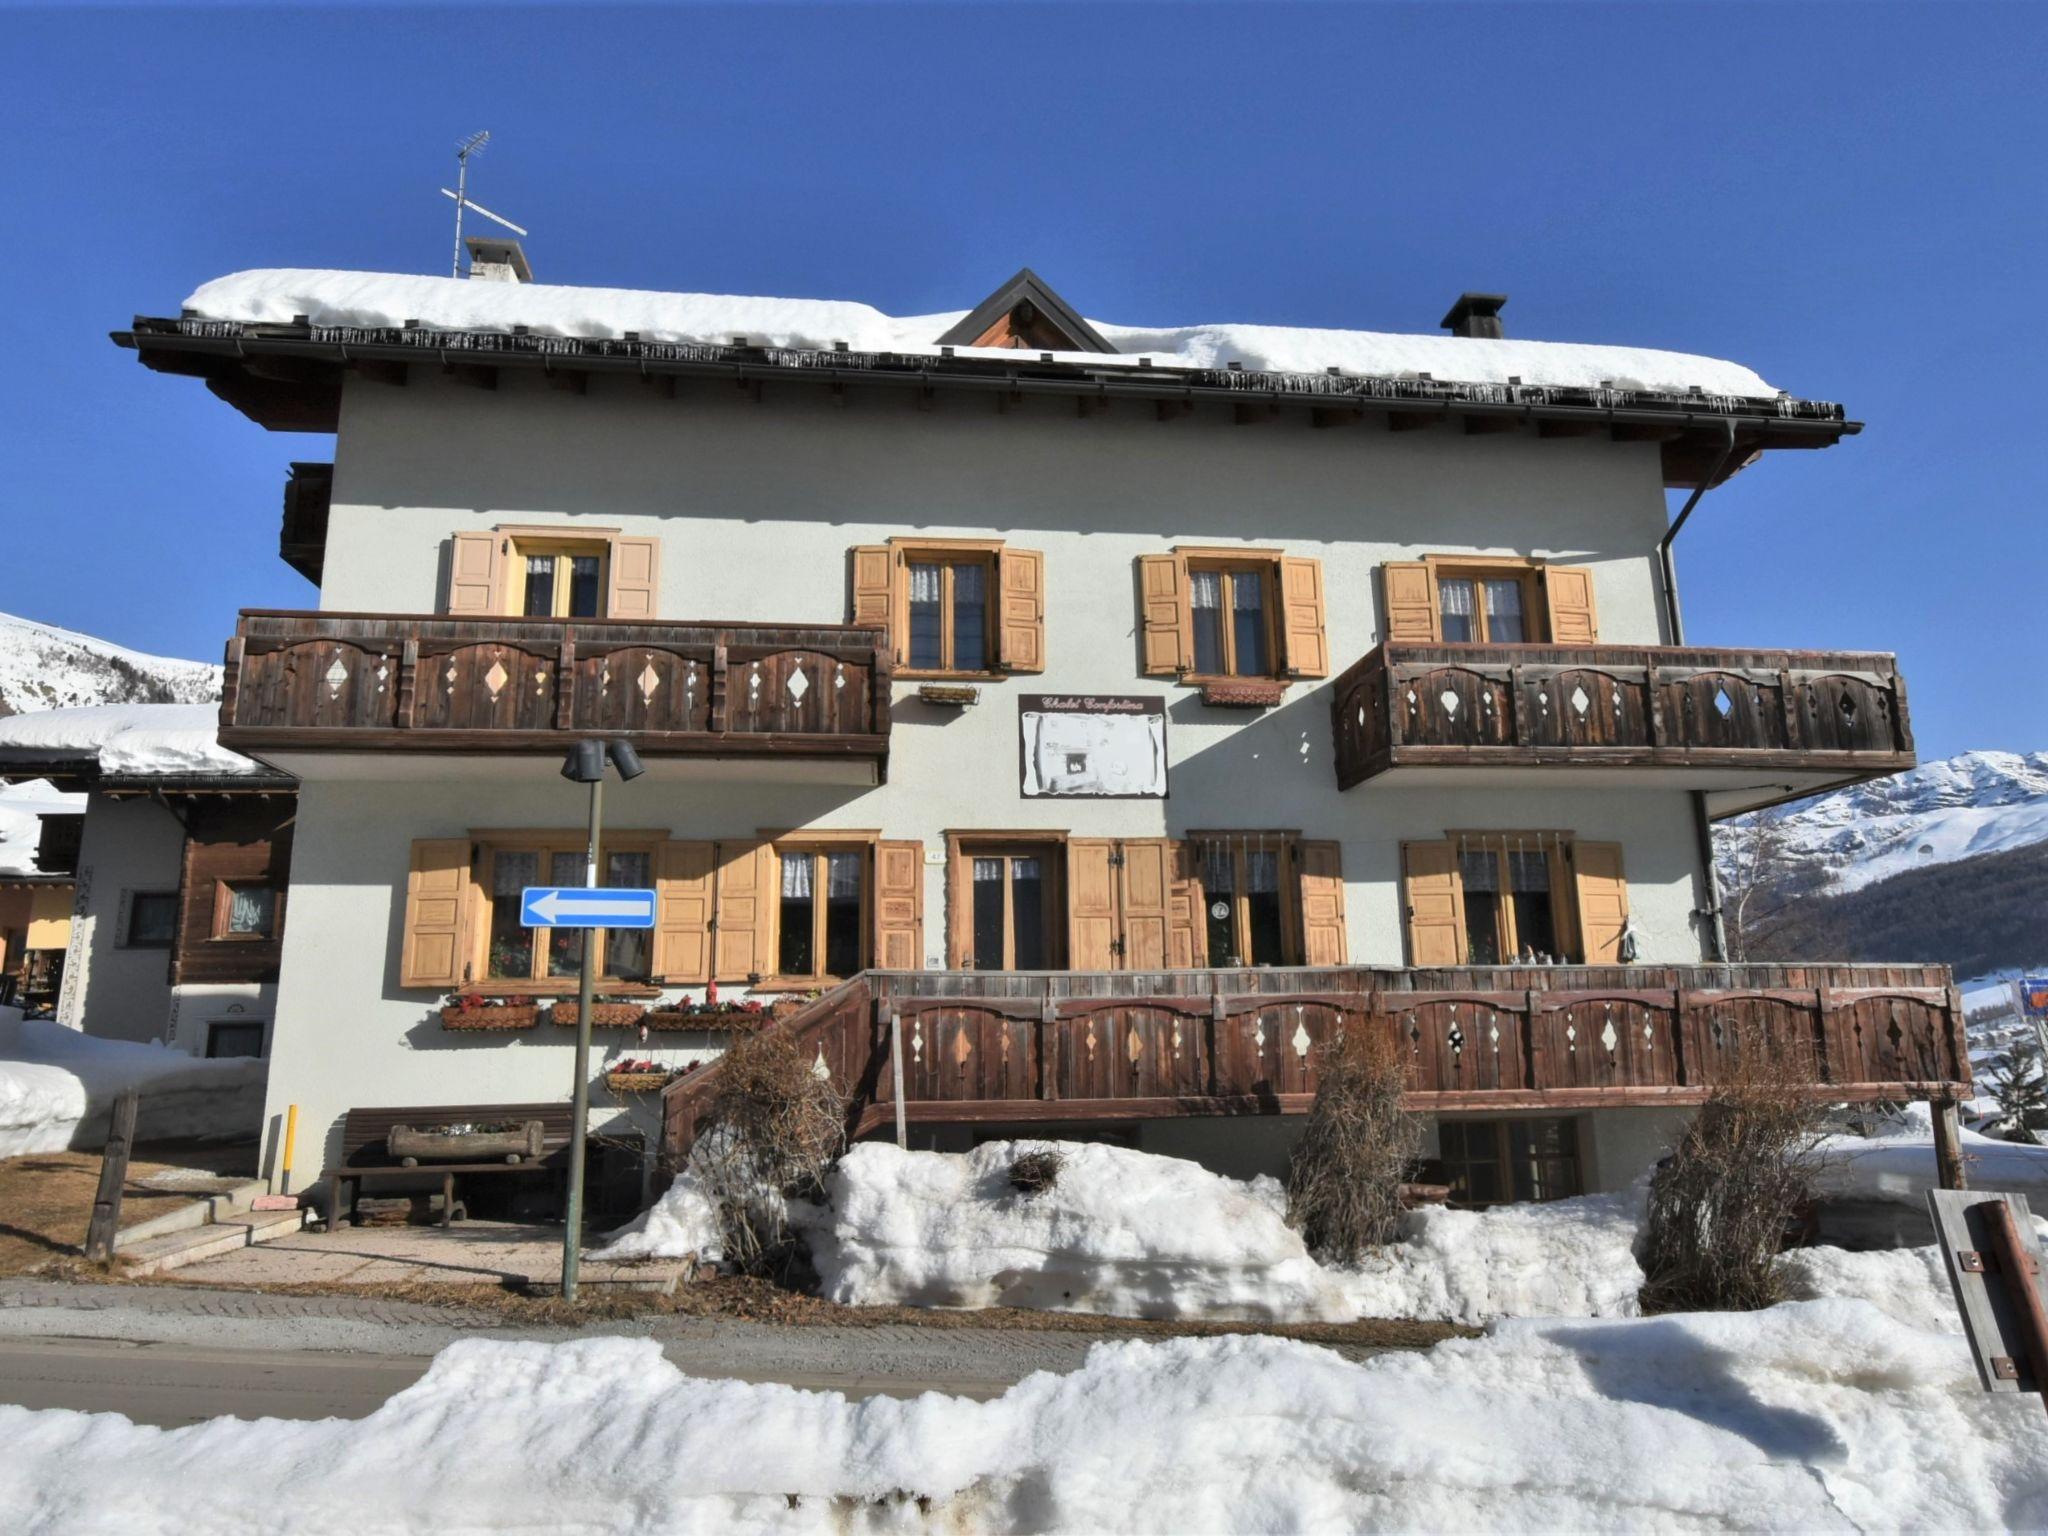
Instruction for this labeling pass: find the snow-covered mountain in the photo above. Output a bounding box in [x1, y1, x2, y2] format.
[0, 611, 220, 716]
[1739, 752, 2048, 894]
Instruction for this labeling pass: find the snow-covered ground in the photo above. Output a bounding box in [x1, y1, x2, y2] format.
[0, 779, 81, 877]
[0, 1012, 263, 1156]
[1816, 1103, 2048, 1208]
[184, 267, 1786, 398]
[5, 1296, 2044, 1534]
[0, 703, 262, 779]
[0, 611, 218, 717]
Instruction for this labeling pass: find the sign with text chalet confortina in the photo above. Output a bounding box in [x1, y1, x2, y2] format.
[1018, 694, 1168, 800]
[519, 887, 657, 930]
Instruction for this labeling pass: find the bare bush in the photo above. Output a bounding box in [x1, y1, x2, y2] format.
[1008, 1147, 1064, 1197]
[1286, 1027, 1422, 1263]
[1639, 1027, 1830, 1312]
[692, 1030, 846, 1277]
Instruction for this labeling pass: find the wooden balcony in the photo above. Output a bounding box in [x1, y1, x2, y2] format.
[662, 962, 1964, 1165]
[1331, 641, 1914, 815]
[220, 611, 891, 779]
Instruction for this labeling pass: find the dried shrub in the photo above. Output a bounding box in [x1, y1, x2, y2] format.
[1008, 1147, 1065, 1197]
[1639, 1026, 1830, 1313]
[693, 1029, 846, 1277]
[1286, 1027, 1422, 1263]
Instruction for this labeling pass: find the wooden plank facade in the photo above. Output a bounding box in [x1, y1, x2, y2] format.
[1332, 641, 1914, 791]
[171, 797, 295, 987]
[217, 611, 892, 769]
[661, 962, 1966, 1167]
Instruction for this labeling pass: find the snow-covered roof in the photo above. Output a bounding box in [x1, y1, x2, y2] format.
[0, 703, 265, 780]
[184, 268, 1786, 401]
[0, 779, 82, 879]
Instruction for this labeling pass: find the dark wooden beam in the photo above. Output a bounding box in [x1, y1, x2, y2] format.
[1463, 415, 1520, 435]
[544, 369, 587, 396]
[1156, 398, 1192, 423]
[443, 363, 497, 391]
[348, 359, 408, 388]
[1310, 407, 1360, 429]
[1233, 400, 1279, 426]
[1386, 410, 1442, 432]
[1538, 419, 1601, 438]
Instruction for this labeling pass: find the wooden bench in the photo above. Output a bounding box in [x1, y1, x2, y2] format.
[326, 1103, 577, 1230]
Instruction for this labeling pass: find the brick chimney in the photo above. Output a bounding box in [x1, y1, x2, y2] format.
[1440, 293, 1507, 339]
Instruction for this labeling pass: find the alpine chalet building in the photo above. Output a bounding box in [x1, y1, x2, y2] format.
[115, 258, 1964, 1210]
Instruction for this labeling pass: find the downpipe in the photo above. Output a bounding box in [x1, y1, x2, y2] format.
[1659, 421, 1740, 962]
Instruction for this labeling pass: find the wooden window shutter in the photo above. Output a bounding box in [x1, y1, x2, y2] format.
[850, 545, 896, 654]
[873, 840, 924, 971]
[1277, 556, 1329, 678]
[1166, 840, 1204, 969]
[1401, 840, 1464, 967]
[653, 839, 715, 984]
[608, 536, 662, 621]
[1541, 565, 1600, 645]
[1381, 561, 1439, 643]
[1117, 840, 1173, 971]
[945, 844, 973, 969]
[1572, 841, 1631, 964]
[1296, 840, 1348, 966]
[1067, 839, 1119, 971]
[713, 839, 776, 982]
[995, 547, 1046, 673]
[1136, 554, 1192, 675]
[446, 532, 503, 616]
[400, 839, 472, 989]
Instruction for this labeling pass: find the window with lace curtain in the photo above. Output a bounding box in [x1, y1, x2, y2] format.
[479, 835, 661, 986]
[904, 553, 992, 674]
[215, 882, 277, 940]
[1198, 836, 1290, 965]
[1456, 834, 1569, 964]
[1433, 565, 1536, 643]
[1187, 562, 1272, 678]
[777, 847, 865, 980]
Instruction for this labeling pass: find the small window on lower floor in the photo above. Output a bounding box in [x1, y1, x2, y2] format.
[126, 891, 179, 948]
[1198, 839, 1288, 966]
[1438, 1117, 1582, 1207]
[205, 1021, 266, 1059]
[778, 848, 864, 981]
[217, 882, 277, 939]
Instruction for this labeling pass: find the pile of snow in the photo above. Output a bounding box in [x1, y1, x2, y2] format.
[0, 611, 218, 717]
[184, 268, 1786, 398]
[0, 1016, 264, 1157]
[594, 1164, 725, 1265]
[0, 779, 81, 877]
[7, 1301, 2045, 1532]
[0, 703, 261, 780]
[1816, 1103, 2048, 1209]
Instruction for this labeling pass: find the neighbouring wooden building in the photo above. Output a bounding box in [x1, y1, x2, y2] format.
[109, 257, 1960, 1207]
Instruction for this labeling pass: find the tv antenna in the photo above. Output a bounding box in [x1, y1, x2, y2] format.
[442, 131, 528, 276]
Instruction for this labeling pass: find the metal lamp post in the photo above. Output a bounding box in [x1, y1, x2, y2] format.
[558, 738, 645, 1302]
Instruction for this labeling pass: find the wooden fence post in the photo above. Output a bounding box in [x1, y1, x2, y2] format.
[889, 1012, 908, 1149]
[1933, 1094, 1967, 1191]
[84, 1089, 139, 1263]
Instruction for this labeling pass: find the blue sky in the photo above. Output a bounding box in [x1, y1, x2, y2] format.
[2, 2, 2039, 759]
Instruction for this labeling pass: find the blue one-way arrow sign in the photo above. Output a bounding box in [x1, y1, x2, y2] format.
[520, 887, 657, 929]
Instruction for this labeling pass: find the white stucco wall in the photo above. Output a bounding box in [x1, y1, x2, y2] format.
[58, 796, 184, 1045]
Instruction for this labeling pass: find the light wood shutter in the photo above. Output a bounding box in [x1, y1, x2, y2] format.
[1137, 554, 1192, 675]
[1067, 839, 1119, 971]
[1572, 841, 1631, 964]
[1167, 841, 1204, 969]
[995, 547, 1047, 672]
[1541, 565, 1600, 645]
[1118, 840, 1172, 972]
[400, 839, 472, 989]
[850, 545, 896, 655]
[446, 532, 502, 615]
[713, 839, 777, 982]
[945, 844, 974, 969]
[608, 536, 662, 621]
[1296, 840, 1348, 966]
[653, 839, 715, 984]
[1278, 556, 1329, 678]
[1402, 840, 1464, 967]
[873, 840, 924, 971]
[1381, 561, 1438, 643]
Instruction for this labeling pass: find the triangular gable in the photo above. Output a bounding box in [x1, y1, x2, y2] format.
[935, 267, 1115, 354]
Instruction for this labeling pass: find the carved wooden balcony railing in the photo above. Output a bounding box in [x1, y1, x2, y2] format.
[661, 962, 1964, 1166]
[1331, 641, 1914, 792]
[220, 611, 891, 768]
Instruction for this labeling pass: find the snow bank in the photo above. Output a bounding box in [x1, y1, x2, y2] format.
[0, 1019, 264, 1156]
[0, 703, 261, 779]
[5, 1300, 2044, 1533]
[1816, 1103, 2048, 1208]
[593, 1165, 725, 1264]
[185, 267, 1786, 398]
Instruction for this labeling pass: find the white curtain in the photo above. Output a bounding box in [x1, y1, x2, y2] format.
[1245, 850, 1280, 894]
[908, 564, 942, 604]
[1484, 578, 1525, 641]
[952, 562, 985, 603]
[973, 857, 1002, 885]
[1189, 569, 1223, 611]
[228, 886, 273, 935]
[1439, 579, 1476, 621]
[1232, 573, 1263, 614]
[1508, 849, 1550, 894]
[826, 851, 860, 899]
[781, 853, 812, 899]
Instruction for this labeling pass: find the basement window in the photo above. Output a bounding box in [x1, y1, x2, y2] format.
[1438, 1117, 1583, 1207]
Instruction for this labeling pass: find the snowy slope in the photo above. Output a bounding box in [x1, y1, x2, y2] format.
[1727, 750, 2048, 895]
[184, 267, 1787, 399]
[0, 611, 219, 717]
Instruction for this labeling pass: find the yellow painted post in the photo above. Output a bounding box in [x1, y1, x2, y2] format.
[280, 1104, 300, 1197]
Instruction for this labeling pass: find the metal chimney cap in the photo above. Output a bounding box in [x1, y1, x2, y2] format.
[1440, 292, 1508, 338]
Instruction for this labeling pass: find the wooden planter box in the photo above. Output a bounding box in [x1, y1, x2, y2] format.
[386, 1120, 545, 1166]
[605, 1070, 670, 1093]
[643, 1007, 768, 1033]
[440, 1004, 539, 1031]
[549, 1001, 649, 1030]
